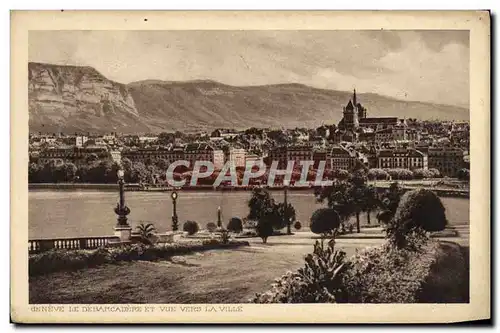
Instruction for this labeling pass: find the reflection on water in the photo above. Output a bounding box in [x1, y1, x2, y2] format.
[29, 189, 470, 239]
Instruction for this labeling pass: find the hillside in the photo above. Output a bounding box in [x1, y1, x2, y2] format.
[28, 62, 469, 134]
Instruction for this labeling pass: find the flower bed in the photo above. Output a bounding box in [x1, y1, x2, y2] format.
[29, 240, 249, 277]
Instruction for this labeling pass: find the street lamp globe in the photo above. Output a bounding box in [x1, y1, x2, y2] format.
[171, 191, 178, 200]
[117, 169, 125, 179]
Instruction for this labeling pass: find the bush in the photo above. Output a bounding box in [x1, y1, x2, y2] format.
[310, 208, 341, 236]
[294, 221, 302, 230]
[252, 239, 351, 303]
[367, 168, 390, 181]
[344, 240, 440, 303]
[183, 221, 200, 235]
[387, 189, 447, 248]
[227, 217, 243, 233]
[457, 168, 470, 181]
[428, 168, 441, 178]
[219, 229, 231, 244]
[412, 168, 430, 180]
[206, 222, 217, 232]
[202, 239, 220, 246]
[334, 169, 350, 180]
[385, 168, 414, 180]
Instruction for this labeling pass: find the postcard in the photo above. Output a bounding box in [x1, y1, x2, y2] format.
[11, 10, 490, 323]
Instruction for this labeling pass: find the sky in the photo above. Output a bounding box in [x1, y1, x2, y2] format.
[29, 30, 469, 107]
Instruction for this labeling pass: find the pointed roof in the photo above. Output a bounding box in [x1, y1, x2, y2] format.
[345, 99, 354, 111]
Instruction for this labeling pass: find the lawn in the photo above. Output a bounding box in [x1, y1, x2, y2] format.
[29, 237, 383, 304]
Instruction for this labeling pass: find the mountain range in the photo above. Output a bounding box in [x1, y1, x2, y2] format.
[28, 62, 469, 134]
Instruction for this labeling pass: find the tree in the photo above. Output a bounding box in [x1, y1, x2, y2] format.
[136, 223, 156, 245]
[348, 171, 367, 233]
[310, 208, 341, 237]
[206, 222, 217, 233]
[29, 163, 41, 183]
[155, 159, 169, 171]
[316, 180, 355, 230]
[387, 189, 448, 248]
[62, 163, 77, 182]
[86, 153, 99, 164]
[256, 210, 276, 243]
[362, 186, 379, 225]
[380, 182, 404, 216]
[247, 188, 275, 221]
[227, 217, 243, 233]
[158, 132, 176, 145]
[274, 202, 296, 231]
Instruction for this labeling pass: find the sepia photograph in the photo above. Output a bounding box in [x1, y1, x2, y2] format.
[11, 10, 490, 323]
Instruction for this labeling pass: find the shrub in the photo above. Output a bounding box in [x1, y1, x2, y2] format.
[183, 220, 200, 235]
[206, 222, 217, 232]
[334, 169, 350, 180]
[239, 229, 258, 237]
[385, 168, 414, 180]
[344, 240, 440, 303]
[387, 189, 447, 248]
[376, 210, 393, 224]
[412, 168, 430, 179]
[227, 217, 243, 233]
[294, 221, 302, 230]
[310, 208, 341, 236]
[135, 222, 156, 245]
[367, 168, 390, 181]
[428, 168, 441, 178]
[219, 229, 231, 244]
[202, 239, 220, 246]
[252, 239, 351, 303]
[457, 168, 470, 181]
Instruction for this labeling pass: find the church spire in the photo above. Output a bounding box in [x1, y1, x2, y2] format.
[353, 89, 357, 106]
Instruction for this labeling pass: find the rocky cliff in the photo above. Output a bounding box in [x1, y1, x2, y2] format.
[28, 62, 469, 133]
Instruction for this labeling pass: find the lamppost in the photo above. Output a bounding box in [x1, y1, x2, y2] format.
[217, 206, 222, 228]
[171, 191, 178, 231]
[114, 169, 131, 241]
[284, 179, 291, 234]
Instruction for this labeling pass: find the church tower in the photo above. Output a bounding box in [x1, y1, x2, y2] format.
[353, 88, 367, 119]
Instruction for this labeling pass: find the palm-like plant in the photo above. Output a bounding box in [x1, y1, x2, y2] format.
[136, 222, 156, 245]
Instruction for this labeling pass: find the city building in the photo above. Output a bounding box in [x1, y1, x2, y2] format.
[375, 128, 394, 142]
[75, 135, 88, 148]
[330, 145, 356, 171]
[38, 146, 111, 167]
[228, 148, 247, 168]
[377, 148, 428, 170]
[122, 146, 174, 164]
[337, 89, 401, 140]
[313, 149, 330, 169]
[426, 147, 465, 177]
[184, 143, 225, 169]
[267, 145, 314, 169]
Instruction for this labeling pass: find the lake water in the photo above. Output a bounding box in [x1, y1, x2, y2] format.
[29, 189, 470, 239]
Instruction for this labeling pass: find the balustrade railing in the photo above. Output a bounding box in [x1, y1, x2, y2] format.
[28, 236, 119, 254]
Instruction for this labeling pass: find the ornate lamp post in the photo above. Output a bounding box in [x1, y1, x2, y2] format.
[284, 179, 291, 234]
[171, 191, 179, 231]
[114, 169, 132, 241]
